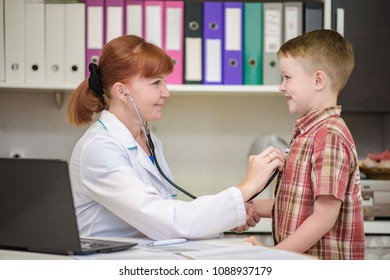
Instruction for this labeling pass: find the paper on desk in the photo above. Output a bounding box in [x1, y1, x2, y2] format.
[142, 239, 311, 260]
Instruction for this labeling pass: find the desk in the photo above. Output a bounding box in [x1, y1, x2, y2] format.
[0, 237, 311, 260]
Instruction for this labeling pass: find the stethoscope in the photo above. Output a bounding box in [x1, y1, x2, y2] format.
[125, 93, 198, 200]
[125, 92, 283, 202]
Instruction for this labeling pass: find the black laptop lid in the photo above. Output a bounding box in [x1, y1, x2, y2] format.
[0, 158, 83, 254]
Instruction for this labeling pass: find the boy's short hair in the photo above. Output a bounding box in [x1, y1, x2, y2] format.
[277, 29, 354, 95]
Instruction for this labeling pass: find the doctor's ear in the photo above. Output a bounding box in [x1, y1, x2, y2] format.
[112, 82, 127, 95]
[112, 83, 129, 102]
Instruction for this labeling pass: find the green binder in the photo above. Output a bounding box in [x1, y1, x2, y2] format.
[243, 2, 263, 85]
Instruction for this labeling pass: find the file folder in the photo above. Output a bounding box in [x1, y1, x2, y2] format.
[223, 2, 243, 85]
[184, 1, 203, 84]
[304, 2, 323, 32]
[0, 0, 5, 82]
[86, 0, 104, 76]
[203, 1, 223, 84]
[144, 1, 164, 48]
[45, 3, 65, 84]
[25, 1, 45, 84]
[126, 0, 143, 37]
[243, 2, 263, 85]
[105, 0, 125, 43]
[284, 2, 303, 42]
[4, 0, 25, 82]
[165, 1, 184, 84]
[65, 2, 86, 84]
[263, 2, 283, 85]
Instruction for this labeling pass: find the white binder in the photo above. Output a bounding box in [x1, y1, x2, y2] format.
[263, 2, 283, 85]
[0, 0, 5, 82]
[25, 1, 45, 84]
[284, 2, 303, 42]
[65, 2, 86, 84]
[45, 3, 65, 84]
[4, 0, 25, 82]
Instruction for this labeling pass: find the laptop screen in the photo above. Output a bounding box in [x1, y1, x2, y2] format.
[0, 158, 83, 254]
[0, 158, 137, 255]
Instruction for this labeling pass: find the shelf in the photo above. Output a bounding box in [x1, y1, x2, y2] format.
[168, 85, 282, 97]
[0, 82, 78, 91]
[0, 83, 282, 97]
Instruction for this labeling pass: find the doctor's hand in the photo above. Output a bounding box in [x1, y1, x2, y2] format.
[230, 202, 261, 233]
[236, 146, 285, 202]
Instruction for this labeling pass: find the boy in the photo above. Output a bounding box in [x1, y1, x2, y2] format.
[247, 29, 365, 259]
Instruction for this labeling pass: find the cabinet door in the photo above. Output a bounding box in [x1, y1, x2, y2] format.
[332, 0, 390, 112]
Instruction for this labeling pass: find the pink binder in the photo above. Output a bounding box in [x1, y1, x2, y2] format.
[125, 0, 144, 37]
[104, 0, 126, 44]
[143, 0, 165, 49]
[85, 0, 104, 76]
[164, 1, 184, 84]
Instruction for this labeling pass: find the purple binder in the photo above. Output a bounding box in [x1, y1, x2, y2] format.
[203, 2, 223, 84]
[223, 2, 243, 85]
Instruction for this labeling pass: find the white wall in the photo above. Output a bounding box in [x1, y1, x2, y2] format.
[0, 89, 389, 201]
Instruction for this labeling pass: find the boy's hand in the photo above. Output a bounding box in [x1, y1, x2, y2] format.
[245, 236, 264, 246]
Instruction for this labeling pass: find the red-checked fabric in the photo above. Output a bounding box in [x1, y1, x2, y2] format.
[272, 106, 365, 260]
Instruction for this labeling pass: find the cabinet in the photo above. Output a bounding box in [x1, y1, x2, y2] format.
[332, 0, 390, 113]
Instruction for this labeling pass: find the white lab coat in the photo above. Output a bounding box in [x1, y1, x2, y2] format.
[69, 110, 246, 240]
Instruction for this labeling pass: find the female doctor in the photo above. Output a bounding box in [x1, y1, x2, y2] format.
[67, 35, 284, 241]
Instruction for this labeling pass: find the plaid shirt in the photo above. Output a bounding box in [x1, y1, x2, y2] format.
[272, 106, 365, 259]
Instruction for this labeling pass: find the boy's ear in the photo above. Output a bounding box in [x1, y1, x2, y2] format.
[314, 71, 327, 90]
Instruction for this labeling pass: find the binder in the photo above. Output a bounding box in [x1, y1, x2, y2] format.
[203, 1, 223, 85]
[86, 0, 104, 76]
[284, 2, 303, 42]
[0, 0, 5, 82]
[65, 2, 86, 84]
[25, 1, 45, 84]
[105, 0, 125, 43]
[126, 0, 143, 37]
[304, 2, 323, 32]
[4, 0, 25, 82]
[223, 2, 243, 85]
[243, 2, 263, 85]
[45, 3, 65, 84]
[184, 1, 203, 84]
[144, 1, 164, 48]
[263, 2, 283, 85]
[164, 1, 184, 84]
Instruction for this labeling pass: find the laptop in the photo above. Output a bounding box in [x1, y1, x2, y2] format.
[0, 158, 137, 255]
